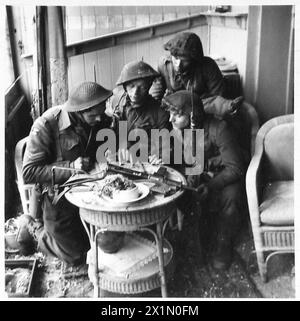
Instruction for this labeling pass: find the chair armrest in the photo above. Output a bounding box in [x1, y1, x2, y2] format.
[246, 139, 264, 228]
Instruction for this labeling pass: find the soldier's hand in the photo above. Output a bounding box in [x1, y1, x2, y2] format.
[186, 175, 201, 188]
[72, 157, 90, 171]
[195, 183, 209, 201]
[148, 154, 163, 165]
[149, 77, 164, 100]
[118, 148, 134, 166]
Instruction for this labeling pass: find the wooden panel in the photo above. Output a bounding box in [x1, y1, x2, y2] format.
[97, 48, 113, 89]
[66, 6, 210, 90]
[81, 7, 98, 82]
[189, 6, 209, 15]
[137, 38, 150, 64]
[149, 6, 163, 24]
[163, 6, 177, 21]
[65, 6, 83, 43]
[136, 6, 150, 28]
[176, 6, 191, 19]
[124, 41, 137, 64]
[69, 55, 86, 87]
[66, 6, 84, 87]
[108, 6, 123, 33]
[94, 6, 109, 36]
[110, 44, 125, 88]
[147, 36, 165, 69]
[122, 6, 136, 30]
[95, 7, 111, 88]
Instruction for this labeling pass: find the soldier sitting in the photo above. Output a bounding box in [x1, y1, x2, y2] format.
[106, 60, 170, 161]
[150, 31, 243, 120]
[161, 90, 246, 270]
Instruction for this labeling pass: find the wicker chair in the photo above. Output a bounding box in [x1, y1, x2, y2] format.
[14, 136, 34, 215]
[246, 114, 294, 282]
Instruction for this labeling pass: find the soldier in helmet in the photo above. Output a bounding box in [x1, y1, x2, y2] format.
[17, 81, 124, 275]
[106, 60, 170, 161]
[162, 90, 246, 270]
[150, 32, 243, 119]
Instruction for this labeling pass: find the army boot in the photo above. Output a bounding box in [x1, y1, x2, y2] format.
[16, 215, 43, 256]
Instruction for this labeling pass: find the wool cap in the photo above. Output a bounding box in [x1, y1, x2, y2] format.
[164, 32, 204, 62]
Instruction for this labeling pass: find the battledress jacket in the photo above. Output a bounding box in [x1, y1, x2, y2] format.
[106, 89, 171, 155]
[174, 115, 245, 191]
[152, 55, 233, 117]
[202, 117, 245, 191]
[22, 105, 111, 263]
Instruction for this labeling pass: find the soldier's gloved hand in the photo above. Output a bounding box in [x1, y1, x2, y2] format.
[71, 157, 90, 172]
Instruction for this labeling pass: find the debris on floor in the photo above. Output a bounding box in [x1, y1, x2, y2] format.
[4, 213, 294, 299]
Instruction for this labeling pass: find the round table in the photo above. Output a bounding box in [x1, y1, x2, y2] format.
[65, 164, 186, 297]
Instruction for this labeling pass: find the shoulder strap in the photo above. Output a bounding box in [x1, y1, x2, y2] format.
[43, 107, 64, 162]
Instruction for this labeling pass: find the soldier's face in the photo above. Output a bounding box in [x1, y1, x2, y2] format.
[81, 103, 105, 127]
[172, 55, 192, 73]
[169, 110, 190, 129]
[125, 79, 151, 108]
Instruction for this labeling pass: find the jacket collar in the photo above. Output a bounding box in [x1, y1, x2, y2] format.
[58, 106, 72, 131]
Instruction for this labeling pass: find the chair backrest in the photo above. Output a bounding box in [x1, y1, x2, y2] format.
[256, 114, 294, 182]
[264, 116, 294, 181]
[14, 136, 34, 215]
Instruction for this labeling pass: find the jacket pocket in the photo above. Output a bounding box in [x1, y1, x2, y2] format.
[59, 134, 81, 160]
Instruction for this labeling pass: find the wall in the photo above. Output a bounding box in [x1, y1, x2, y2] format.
[208, 6, 248, 86]
[244, 5, 294, 124]
[66, 6, 248, 91]
[65, 6, 209, 89]
[68, 25, 208, 90]
[209, 26, 248, 86]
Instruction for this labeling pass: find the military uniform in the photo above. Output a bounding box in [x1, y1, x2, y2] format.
[106, 88, 170, 135]
[163, 90, 246, 269]
[22, 83, 113, 264]
[107, 60, 171, 155]
[150, 32, 240, 118]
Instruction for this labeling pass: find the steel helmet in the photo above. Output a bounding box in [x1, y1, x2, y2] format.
[164, 32, 204, 62]
[116, 60, 159, 86]
[64, 81, 112, 112]
[162, 90, 204, 127]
